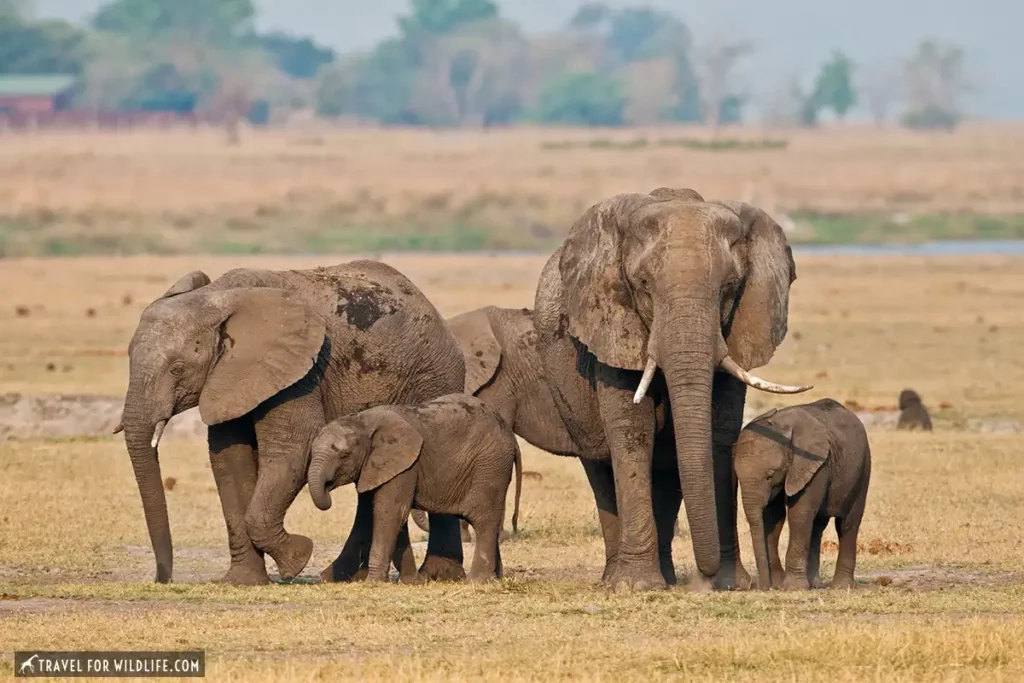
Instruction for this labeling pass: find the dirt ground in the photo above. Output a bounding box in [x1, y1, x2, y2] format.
[2, 253, 1024, 681]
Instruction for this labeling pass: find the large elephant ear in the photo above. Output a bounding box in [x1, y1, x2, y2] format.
[198, 288, 326, 425]
[162, 271, 211, 298]
[448, 308, 502, 395]
[559, 194, 657, 370]
[717, 201, 796, 370]
[358, 410, 423, 493]
[784, 415, 830, 497]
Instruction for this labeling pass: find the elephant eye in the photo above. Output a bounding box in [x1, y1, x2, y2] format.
[169, 361, 186, 378]
[765, 469, 776, 479]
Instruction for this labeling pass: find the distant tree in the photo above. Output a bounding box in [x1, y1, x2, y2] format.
[567, 2, 610, 31]
[0, 16, 88, 75]
[693, 36, 753, 131]
[859, 61, 901, 126]
[902, 39, 972, 130]
[532, 71, 625, 126]
[398, 0, 498, 37]
[316, 39, 422, 124]
[412, 19, 527, 126]
[93, 0, 255, 43]
[251, 32, 334, 79]
[810, 50, 856, 120]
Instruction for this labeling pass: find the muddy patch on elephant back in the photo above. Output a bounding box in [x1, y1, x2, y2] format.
[862, 565, 1023, 591]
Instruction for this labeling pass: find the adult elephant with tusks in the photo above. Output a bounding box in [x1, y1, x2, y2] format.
[534, 188, 812, 592]
[115, 261, 466, 585]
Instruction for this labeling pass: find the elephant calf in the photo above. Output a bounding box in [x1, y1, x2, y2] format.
[734, 399, 871, 590]
[307, 395, 522, 583]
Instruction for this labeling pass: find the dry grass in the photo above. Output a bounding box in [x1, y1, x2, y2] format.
[2, 432, 1024, 681]
[2, 124, 1024, 254]
[1, 252, 1024, 680]
[1, 253, 1022, 420]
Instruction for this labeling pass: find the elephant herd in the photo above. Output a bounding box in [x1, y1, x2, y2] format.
[117, 186, 876, 592]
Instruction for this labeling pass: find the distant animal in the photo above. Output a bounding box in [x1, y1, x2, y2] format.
[897, 389, 933, 431]
[307, 394, 522, 583]
[734, 399, 871, 590]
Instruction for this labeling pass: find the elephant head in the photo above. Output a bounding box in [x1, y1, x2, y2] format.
[558, 188, 810, 578]
[308, 410, 423, 511]
[734, 408, 830, 588]
[119, 270, 326, 582]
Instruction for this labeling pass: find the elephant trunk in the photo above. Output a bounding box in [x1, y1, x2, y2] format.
[658, 299, 720, 580]
[122, 391, 173, 583]
[742, 487, 772, 590]
[307, 450, 334, 511]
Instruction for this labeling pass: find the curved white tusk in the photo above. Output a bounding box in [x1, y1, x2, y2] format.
[719, 356, 813, 394]
[633, 357, 659, 404]
[151, 420, 168, 449]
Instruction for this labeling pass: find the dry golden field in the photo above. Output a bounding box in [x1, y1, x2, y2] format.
[2, 124, 1024, 255]
[1, 251, 1024, 681]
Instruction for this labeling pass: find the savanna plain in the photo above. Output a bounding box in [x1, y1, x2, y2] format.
[1, 127, 1024, 681]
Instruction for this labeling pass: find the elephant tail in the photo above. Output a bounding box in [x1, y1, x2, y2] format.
[511, 441, 522, 535]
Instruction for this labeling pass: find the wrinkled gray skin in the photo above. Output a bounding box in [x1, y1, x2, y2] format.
[308, 395, 522, 583]
[119, 261, 466, 585]
[534, 188, 808, 592]
[734, 399, 871, 590]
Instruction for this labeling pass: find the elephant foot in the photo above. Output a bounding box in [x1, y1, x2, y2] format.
[830, 574, 857, 590]
[604, 560, 667, 593]
[418, 554, 466, 582]
[809, 575, 826, 589]
[318, 563, 368, 583]
[782, 574, 810, 591]
[686, 571, 715, 593]
[713, 560, 753, 591]
[218, 562, 270, 586]
[270, 534, 314, 580]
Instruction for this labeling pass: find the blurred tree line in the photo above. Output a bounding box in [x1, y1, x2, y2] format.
[0, 0, 977, 130]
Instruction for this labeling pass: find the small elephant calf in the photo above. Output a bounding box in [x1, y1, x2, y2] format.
[734, 399, 871, 590]
[307, 394, 522, 583]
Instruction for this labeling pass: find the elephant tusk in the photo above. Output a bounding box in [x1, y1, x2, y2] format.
[633, 357, 659, 404]
[151, 420, 168, 449]
[719, 356, 813, 395]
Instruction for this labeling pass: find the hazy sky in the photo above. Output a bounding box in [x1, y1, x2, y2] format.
[34, 0, 1022, 118]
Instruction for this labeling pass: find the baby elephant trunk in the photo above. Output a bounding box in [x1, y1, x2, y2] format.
[307, 449, 335, 511]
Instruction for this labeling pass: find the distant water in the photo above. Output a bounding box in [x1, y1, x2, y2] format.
[792, 240, 1024, 256]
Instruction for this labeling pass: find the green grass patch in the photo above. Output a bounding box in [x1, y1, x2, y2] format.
[790, 213, 1024, 245]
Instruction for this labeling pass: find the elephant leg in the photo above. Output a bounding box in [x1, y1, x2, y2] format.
[711, 372, 750, 590]
[652, 468, 682, 586]
[808, 516, 827, 589]
[321, 492, 372, 583]
[832, 483, 867, 589]
[246, 394, 322, 580]
[580, 458, 620, 582]
[393, 522, 418, 584]
[467, 515, 501, 583]
[419, 514, 466, 582]
[596, 381, 664, 592]
[764, 495, 787, 589]
[208, 418, 269, 586]
[367, 472, 415, 583]
[782, 500, 820, 591]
